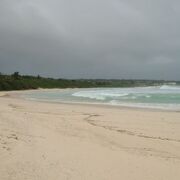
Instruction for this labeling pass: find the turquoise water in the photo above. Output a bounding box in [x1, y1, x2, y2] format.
[23, 85, 180, 110]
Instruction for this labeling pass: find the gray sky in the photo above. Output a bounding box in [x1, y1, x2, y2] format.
[0, 0, 180, 80]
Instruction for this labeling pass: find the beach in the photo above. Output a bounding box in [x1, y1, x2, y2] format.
[0, 90, 180, 180]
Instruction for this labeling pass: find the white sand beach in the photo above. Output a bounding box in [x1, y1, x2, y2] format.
[0, 90, 180, 180]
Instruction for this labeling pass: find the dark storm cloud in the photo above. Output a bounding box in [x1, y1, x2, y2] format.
[0, 0, 180, 80]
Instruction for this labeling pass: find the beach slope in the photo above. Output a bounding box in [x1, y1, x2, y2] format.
[0, 91, 180, 180]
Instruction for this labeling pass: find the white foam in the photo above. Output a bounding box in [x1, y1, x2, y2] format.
[160, 85, 180, 90]
[72, 91, 106, 100]
[72, 90, 129, 100]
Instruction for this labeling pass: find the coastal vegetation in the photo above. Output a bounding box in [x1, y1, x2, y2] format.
[0, 72, 178, 91]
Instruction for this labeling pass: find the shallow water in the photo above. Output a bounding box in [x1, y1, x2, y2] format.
[23, 85, 180, 110]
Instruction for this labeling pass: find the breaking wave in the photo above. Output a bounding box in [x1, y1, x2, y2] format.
[24, 85, 180, 110]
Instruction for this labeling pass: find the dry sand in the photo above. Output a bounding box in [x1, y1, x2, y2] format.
[0, 90, 180, 180]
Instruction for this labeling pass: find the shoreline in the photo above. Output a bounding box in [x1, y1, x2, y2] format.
[3, 89, 180, 113]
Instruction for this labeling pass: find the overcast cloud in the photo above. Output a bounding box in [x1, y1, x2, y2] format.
[0, 0, 180, 80]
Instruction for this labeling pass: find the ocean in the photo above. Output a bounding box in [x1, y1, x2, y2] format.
[22, 85, 180, 110]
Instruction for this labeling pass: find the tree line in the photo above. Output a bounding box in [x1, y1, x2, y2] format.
[0, 72, 177, 91]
